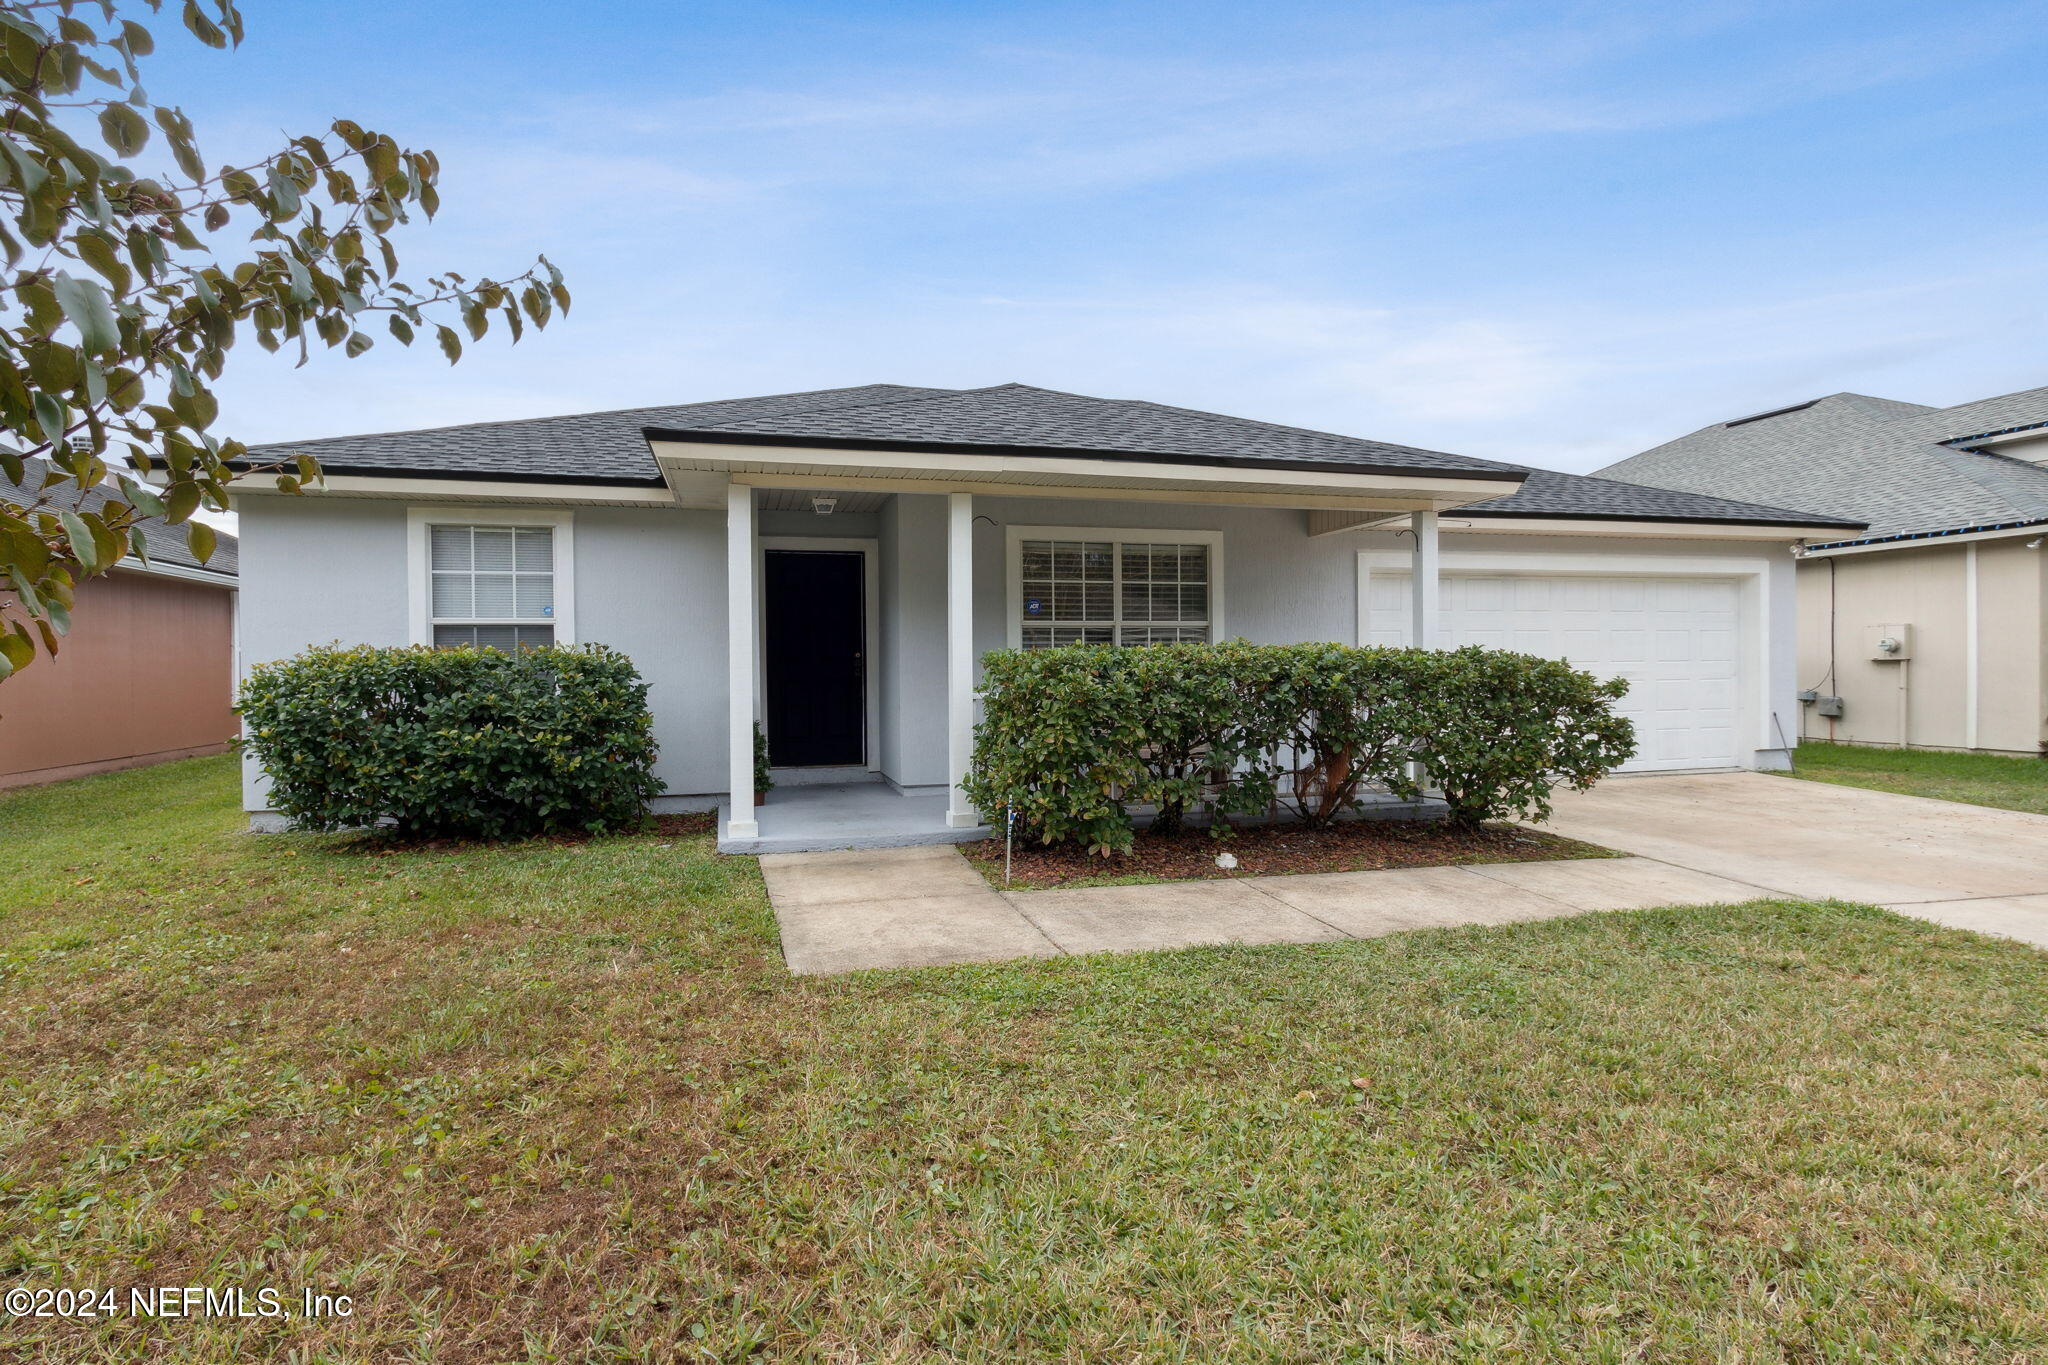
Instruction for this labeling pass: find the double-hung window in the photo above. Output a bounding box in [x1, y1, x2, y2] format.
[411, 511, 574, 650]
[1011, 529, 1220, 648]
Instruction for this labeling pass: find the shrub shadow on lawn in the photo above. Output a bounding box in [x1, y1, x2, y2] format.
[331, 810, 718, 856]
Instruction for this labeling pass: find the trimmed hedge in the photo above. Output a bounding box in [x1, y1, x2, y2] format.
[963, 642, 1636, 853]
[238, 643, 663, 839]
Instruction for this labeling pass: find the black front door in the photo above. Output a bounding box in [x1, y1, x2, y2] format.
[763, 550, 865, 767]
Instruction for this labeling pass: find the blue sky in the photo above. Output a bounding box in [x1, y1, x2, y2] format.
[155, 0, 2048, 473]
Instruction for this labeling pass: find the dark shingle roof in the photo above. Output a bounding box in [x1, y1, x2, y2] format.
[1461, 467, 1864, 528]
[244, 384, 952, 484]
[0, 456, 237, 578]
[248, 381, 1858, 530]
[1597, 386, 2048, 540]
[653, 382, 1520, 479]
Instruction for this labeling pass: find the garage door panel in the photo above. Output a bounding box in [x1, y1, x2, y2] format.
[1365, 571, 1746, 772]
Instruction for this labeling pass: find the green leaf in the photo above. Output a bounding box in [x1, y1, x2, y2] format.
[50, 274, 119, 353]
[97, 103, 151, 158]
[122, 479, 167, 517]
[163, 480, 201, 524]
[266, 163, 300, 217]
[31, 391, 68, 445]
[58, 510, 101, 570]
[187, 519, 217, 565]
[0, 625, 32, 677]
[76, 230, 132, 295]
[183, 3, 228, 49]
[436, 325, 461, 364]
[168, 383, 218, 430]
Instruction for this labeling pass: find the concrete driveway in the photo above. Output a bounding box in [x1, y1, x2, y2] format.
[1538, 771, 2048, 944]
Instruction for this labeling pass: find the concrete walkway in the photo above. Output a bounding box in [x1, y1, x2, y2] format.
[763, 846, 1763, 976]
[763, 772, 2048, 974]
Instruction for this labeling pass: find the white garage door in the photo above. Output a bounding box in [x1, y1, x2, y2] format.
[1364, 573, 1744, 772]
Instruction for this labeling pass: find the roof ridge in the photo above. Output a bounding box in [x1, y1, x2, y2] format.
[249, 383, 942, 451]
[684, 383, 990, 432]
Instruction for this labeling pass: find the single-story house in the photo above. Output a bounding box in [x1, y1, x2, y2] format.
[1599, 385, 2048, 755]
[1, 455, 240, 788]
[233, 383, 1862, 850]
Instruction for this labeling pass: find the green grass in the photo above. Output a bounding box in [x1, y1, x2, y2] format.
[6, 756, 2048, 1362]
[1781, 740, 2048, 816]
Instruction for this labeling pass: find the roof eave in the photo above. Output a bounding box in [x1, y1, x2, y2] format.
[1458, 508, 1868, 534]
[641, 426, 1530, 484]
[234, 460, 666, 489]
[1801, 515, 2048, 554]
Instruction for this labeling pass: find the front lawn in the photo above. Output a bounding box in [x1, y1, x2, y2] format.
[1783, 739, 2048, 816]
[5, 756, 2048, 1362]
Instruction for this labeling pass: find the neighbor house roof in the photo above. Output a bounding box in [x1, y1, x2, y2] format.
[1596, 385, 2048, 545]
[247, 381, 1861, 531]
[1455, 467, 1864, 528]
[0, 455, 238, 579]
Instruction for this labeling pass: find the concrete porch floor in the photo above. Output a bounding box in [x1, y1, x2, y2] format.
[718, 781, 990, 855]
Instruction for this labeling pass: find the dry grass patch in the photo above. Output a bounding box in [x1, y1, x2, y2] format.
[4, 756, 2048, 1362]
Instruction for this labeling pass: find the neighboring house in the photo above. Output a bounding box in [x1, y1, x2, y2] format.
[1599, 386, 2048, 755]
[232, 383, 1860, 850]
[0, 457, 240, 788]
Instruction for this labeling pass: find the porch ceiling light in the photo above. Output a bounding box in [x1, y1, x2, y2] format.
[811, 494, 837, 516]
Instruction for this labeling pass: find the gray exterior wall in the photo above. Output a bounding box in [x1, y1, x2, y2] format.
[239, 487, 1807, 813]
[236, 495, 731, 810]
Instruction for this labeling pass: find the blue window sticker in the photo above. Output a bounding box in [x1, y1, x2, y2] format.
[1025, 597, 1044, 617]
[542, 605, 554, 617]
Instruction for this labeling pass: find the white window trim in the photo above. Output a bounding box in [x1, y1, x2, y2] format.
[407, 505, 575, 646]
[1005, 524, 1225, 649]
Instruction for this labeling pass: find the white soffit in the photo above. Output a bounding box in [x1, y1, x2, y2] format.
[648, 437, 1525, 512]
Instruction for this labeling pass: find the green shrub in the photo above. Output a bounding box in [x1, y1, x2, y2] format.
[965, 642, 1636, 852]
[238, 643, 663, 839]
[964, 646, 1152, 854]
[1401, 646, 1637, 828]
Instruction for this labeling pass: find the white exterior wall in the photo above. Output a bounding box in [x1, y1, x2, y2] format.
[239, 489, 1809, 814]
[877, 494, 950, 787]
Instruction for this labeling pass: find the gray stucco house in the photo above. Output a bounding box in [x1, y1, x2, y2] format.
[233, 382, 1861, 850]
[1600, 385, 2048, 755]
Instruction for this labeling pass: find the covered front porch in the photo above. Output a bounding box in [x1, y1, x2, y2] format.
[656, 440, 1514, 855]
[717, 773, 989, 856]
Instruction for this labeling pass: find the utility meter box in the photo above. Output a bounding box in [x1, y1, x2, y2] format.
[1865, 623, 1912, 661]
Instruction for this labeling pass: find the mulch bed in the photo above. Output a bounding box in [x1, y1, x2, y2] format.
[962, 818, 1616, 889]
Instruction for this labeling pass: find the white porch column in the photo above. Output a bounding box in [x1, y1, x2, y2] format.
[1409, 509, 1441, 648]
[724, 481, 758, 839]
[946, 491, 978, 828]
